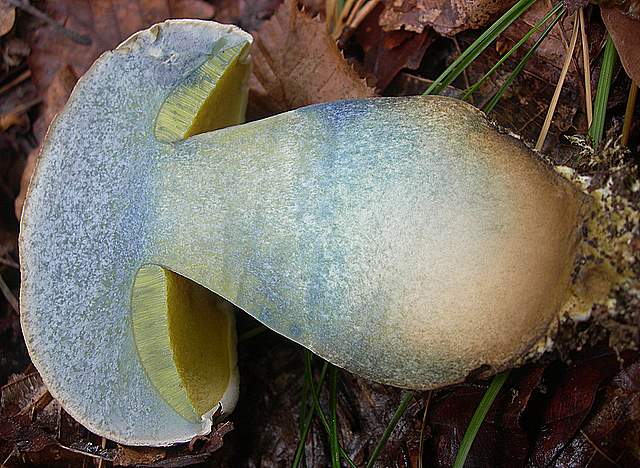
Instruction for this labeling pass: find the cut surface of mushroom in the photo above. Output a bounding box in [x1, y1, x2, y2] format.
[20, 20, 588, 446]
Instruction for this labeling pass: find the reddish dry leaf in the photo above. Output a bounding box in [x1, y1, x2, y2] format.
[601, 5, 640, 83]
[379, 0, 516, 36]
[0, 1, 15, 37]
[355, 2, 435, 91]
[211, 0, 282, 31]
[248, 0, 374, 119]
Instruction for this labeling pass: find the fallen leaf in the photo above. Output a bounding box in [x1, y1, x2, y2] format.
[601, 5, 640, 83]
[113, 445, 166, 466]
[213, 0, 283, 31]
[379, 0, 517, 36]
[355, 2, 435, 91]
[248, 0, 375, 119]
[553, 359, 640, 466]
[526, 351, 630, 467]
[0, 0, 15, 37]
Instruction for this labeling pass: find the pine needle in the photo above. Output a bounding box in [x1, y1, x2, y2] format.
[483, 6, 565, 114]
[622, 80, 638, 147]
[462, 2, 563, 101]
[452, 371, 510, 468]
[579, 8, 593, 127]
[535, 11, 580, 151]
[424, 0, 536, 96]
[588, 34, 618, 147]
[328, 366, 340, 468]
[417, 391, 432, 468]
[365, 391, 414, 468]
[292, 358, 329, 468]
[304, 354, 356, 467]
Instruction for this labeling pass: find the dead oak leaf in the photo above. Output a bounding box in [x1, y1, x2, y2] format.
[602, 5, 640, 84]
[0, 0, 15, 37]
[379, 0, 516, 36]
[248, 0, 375, 119]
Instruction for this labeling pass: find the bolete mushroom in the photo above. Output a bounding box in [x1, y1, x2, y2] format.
[19, 20, 632, 446]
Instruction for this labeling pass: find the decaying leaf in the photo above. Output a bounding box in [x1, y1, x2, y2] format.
[601, 5, 640, 83]
[0, 0, 15, 37]
[379, 0, 516, 36]
[248, 0, 375, 119]
[355, 2, 435, 91]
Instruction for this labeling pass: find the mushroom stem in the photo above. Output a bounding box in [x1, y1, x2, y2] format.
[149, 96, 586, 389]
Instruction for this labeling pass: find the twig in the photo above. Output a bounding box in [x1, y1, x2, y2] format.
[6, 0, 91, 45]
[348, 0, 379, 31]
[97, 437, 107, 468]
[1, 447, 16, 468]
[417, 391, 432, 468]
[0, 370, 38, 391]
[0, 69, 31, 96]
[579, 8, 593, 127]
[535, 11, 579, 151]
[0, 272, 19, 314]
[365, 391, 414, 468]
[622, 80, 638, 147]
[58, 443, 111, 462]
[0, 256, 19, 269]
[345, 0, 367, 27]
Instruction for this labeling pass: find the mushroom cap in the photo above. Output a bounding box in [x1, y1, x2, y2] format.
[20, 20, 586, 446]
[20, 20, 252, 445]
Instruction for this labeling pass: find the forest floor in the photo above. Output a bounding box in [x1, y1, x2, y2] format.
[1, 0, 639, 466]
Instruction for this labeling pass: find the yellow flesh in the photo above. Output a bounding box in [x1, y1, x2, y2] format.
[132, 42, 250, 420]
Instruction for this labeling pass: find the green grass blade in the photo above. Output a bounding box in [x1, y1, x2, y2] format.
[588, 34, 618, 147]
[452, 371, 510, 468]
[329, 366, 340, 468]
[304, 355, 357, 467]
[483, 7, 564, 114]
[365, 391, 414, 468]
[424, 0, 536, 96]
[292, 357, 329, 468]
[462, 2, 564, 101]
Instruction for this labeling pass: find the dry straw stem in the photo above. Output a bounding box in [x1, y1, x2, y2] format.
[622, 80, 637, 147]
[535, 11, 580, 151]
[579, 7, 593, 127]
[348, 0, 380, 31]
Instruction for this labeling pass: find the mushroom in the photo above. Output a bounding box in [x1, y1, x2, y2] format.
[19, 20, 626, 446]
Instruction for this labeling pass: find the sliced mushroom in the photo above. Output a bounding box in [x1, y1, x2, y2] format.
[21, 20, 591, 446]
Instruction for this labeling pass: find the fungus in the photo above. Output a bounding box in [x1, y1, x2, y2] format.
[19, 20, 634, 446]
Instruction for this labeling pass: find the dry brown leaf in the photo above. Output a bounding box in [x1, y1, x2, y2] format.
[355, 2, 435, 91]
[602, 5, 640, 83]
[0, 0, 15, 37]
[379, 0, 516, 36]
[248, 0, 375, 119]
[113, 445, 166, 466]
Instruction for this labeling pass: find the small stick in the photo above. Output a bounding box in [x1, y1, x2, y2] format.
[6, 0, 91, 45]
[0, 273, 19, 314]
[345, 0, 367, 27]
[0, 69, 31, 96]
[417, 391, 432, 468]
[579, 8, 592, 127]
[535, 12, 579, 151]
[622, 80, 638, 147]
[348, 0, 379, 31]
[97, 437, 107, 468]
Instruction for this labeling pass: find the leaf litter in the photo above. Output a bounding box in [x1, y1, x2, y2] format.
[1, 0, 640, 466]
